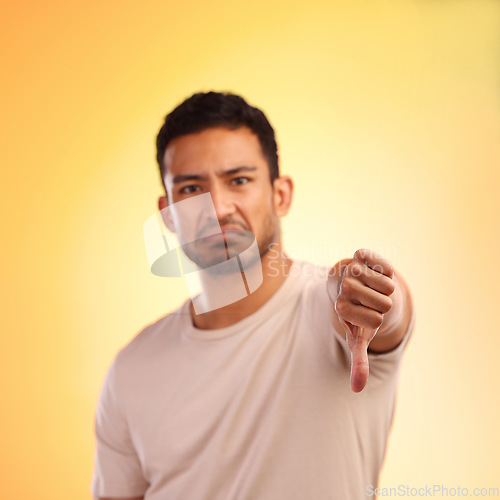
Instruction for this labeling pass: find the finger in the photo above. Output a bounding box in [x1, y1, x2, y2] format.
[334, 299, 384, 331]
[353, 249, 394, 278]
[345, 262, 395, 296]
[348, 337, 370, 393]
[339, 277, 393, 314]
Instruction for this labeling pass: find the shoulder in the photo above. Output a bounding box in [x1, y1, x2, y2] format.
[114, 301, 189, 370]
[289, 260, 331, 284]
[287, 260, 334, 325]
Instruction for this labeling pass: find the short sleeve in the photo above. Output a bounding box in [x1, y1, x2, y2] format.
[368, 295, 415, 361]
[90, 356, 149, 497]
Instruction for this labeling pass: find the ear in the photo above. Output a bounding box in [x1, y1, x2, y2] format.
[272, 175, 294, 217]
[158, 195, 175, 233]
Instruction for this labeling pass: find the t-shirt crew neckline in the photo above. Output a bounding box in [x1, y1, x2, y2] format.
[181, 259, 302, 341]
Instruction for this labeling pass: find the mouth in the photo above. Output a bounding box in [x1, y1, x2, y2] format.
[184, 224, 255, 266]
[197, 223, 248, 240]
[198, 229, 247, 246]
[220, 225, 248, 237]
[193, 226, 253, 255]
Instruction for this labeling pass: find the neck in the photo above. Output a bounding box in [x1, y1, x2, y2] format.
[190, 242, 293, 330]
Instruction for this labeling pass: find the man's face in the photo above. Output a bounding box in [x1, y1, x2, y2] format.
[162, 126, 280, 269]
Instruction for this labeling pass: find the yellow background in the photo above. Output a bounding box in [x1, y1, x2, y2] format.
[1, 0, 499, 497]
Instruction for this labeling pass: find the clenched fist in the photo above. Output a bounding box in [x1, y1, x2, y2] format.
[327, 249, 403, 393]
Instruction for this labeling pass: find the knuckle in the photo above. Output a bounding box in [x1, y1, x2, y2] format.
[340, 277, 354, 293]
[353, 248, 367, 261]
[387, 262, 395, 277]
[335, 298, 346, 314]
[370, 312, 384, 329]
[386, 278, 396, 295]
[380, 297, 393, 314]
[350, 263, 363, 277]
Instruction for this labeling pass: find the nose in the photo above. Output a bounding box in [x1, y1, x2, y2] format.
[209, 184, 236, 221]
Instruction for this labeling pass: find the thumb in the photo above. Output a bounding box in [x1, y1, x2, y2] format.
[348, 334, 370, 393]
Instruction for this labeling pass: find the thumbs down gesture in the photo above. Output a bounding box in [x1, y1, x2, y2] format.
[328, 249, 408, 393]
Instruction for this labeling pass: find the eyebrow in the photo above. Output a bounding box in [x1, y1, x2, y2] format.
[172, 165, 257, 184]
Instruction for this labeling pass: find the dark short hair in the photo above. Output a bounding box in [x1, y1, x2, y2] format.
[156, 91, 279, 192]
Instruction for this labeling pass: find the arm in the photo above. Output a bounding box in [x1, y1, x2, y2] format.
[91, 357, 149, 499]
[327, 249, 414, 392]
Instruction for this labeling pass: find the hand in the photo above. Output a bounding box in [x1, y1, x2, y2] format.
[330, 249, 396, 393]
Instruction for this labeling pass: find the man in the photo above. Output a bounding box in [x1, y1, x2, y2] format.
[91, 91, 415, 500]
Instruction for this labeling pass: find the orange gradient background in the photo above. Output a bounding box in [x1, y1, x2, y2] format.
[1, 1, 499, 498]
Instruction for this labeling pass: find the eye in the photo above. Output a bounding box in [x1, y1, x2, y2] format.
[231, 177, 249, 186]
[179, 185, 201, 195]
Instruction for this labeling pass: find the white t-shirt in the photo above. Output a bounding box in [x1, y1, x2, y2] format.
[91, 260, 415, 499]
